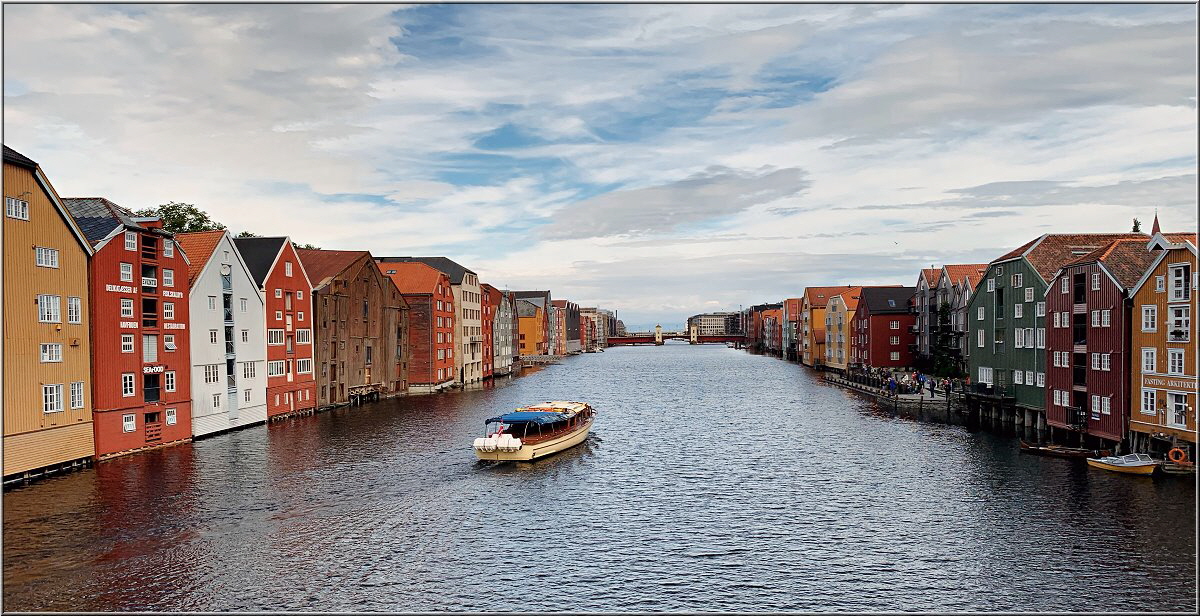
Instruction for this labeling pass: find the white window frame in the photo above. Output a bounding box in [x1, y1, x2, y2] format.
[241, 329, 249, 343]
[1091, 353, 1100, 370]
[166, 408, 177, 425]
[297, 290, 303, 300]
[70, 381, 85, 409]
[68, 296, 82, 324]
[210, 330, 219, 344]
[122, 413, 136, 432]
[6, 196, 30, 220]
[124, 231, 137, 251]
[1101, 353, 1111, 371]
[121, 373, 135, 397]
[1091, 272, 1100, 290]
[977, 328, 985, 348]
[38, 294, 61, 323]
[35, 246, 60, 268]
[42, 384, 64, 414]
[296, 328, 311, 344]
[1014, 304, 1023, 319]
[1156, 276, 1166, 292]
[1053, 312, 1061, 328]
[285, 261, 293, 277]
[1061, 278, 1069, 293]
[1142, 348, 1156, 373]
[987, 279, 995, 292]
[163, 240, 174, 258]
[1141, 389, 1157, 415]
[164, 302, 175, 320]
[275, 288, 283, 299]
[267, 360, 286, 377]
[163, 269, 174, 288]
[1101, 310, 1110, 327]
[1091, 310, 1100, 327]
[165, 371, 176, 392]
[213, 393, 221, 409]
[243, 361, 256, 379]
[1035, 372, 1045, 387]
[296, 358, 313, 374]
[120, 262, 134, 282]
[121, 334, 135, 353]
[164, 334, 177, 351]
[240, 298, 248, 312]
[120, 298, 134, 318]
[40, 343, 63, 363]
[268, 329, 285, 345]
[1035, 302, 1045, 317]
[1053, 390, 1062, 406]
[1036, 328, 1045, 349]
[1141, 306, 1156, 332]
[889, 351, 900, 361]
[1013, 370, 1023, 385]
[1167, 349, 1185, 375]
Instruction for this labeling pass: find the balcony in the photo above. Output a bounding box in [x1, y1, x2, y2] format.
[142, 313, 158, 328]
[1168, 329, 1190, 343]
[1072, 365, 1087, 387]
[145, 421, 163, 443]
[1065, 406, 1087, 430]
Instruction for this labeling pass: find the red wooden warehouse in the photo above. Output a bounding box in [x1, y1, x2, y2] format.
[851, 286, 918, 371]
[1043, 238, 1157, 448]
[376, 260, 456, 394]
[63, 198, 193, 458]
[233, 236, 317, 418]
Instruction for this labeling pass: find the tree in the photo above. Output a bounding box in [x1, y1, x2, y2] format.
[1132, 218, 1142, 233]
[133, 202, 226, 234]
[293, 242, 321, 250]
[235, 230, 260, 238]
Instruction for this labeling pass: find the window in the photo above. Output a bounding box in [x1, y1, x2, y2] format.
[210, 330, 219, 344]
[996, 265, 1003, 276]
[1061, 278, 1069, 293]
[267, 360, 286, 377]
[40, 343, 62, 362]
[1036, 302, 1045, 317]
[68, 297, 82, 324]
[1156, 276, 1166, 292]
[1091, 310, 1100, 327]
[166, 408, 177, 425]
[1024, 287, 1033, 302]
[297, 358, 312, 374]
[978, 366, 993, 385]
[977, 328, 985, 348]
[124, 231, 137, 251]
[240, 298, 248, 312]
[121, 334, 135, 353]
[1053, 390, 1062, 406]
[69, 381, 85, 409]
[889, 320, 899, 329]
[1014, 370, 1023, 385]
[297, 328, 311, 344]
[298, 311, 305, 321]
[209, 296, 217, 310]
[164, 240, 174, 258]
[1091, 353, 1100, 370]
[120, 298, 134, 318]
[275, 288, 283, 299]
[1091, 272, 1100, 290]
[1053, 312, 1061, 328]
[1012, 273, 1023, 287]
[1168, 306, 1190, 341]
[1052, 351, 1061, 367]
[213, 394, 221, 409]
[122, 413, 136, 432]
[987, 279, 995, 292]
[268, 329, 285, 345]
[297, 290, 303, 300]
[164, 302, 175, 320]
[889, 351, 900, 361]
[1142, 348, 1157, 373]
[241, 329, 249, 343]
[118, 262, 134, 282]
[1014, 304, 1023, 319]
[1025, 370, 1034, 385]
[1091, 394, 1101, 412]
[1141, 389, 1157, 415]
[165, 371, 176, 392]
[38, 294, 61, 322]
[1035, 372, 1045, 387]
[1141, 306, 1156, 331]
[163, 269, 174, 287]
[243, 361, 256, 379]
[437, 316, 443, 327]
[1101, 310, 1110, 327]
[165, 335, 177, 351]
[1036, 328, 1045, 349]
[276, 310, 283, 321]
[122, 373, 135, 397]
[1015, 330, 1023, 349]
[1168, 349, 1185, 375]
[1101, 354, 1111, 371]
[6, 196, 30, 220]
[245, 389, 252, 403]
[285, 262, 293, 277]
[39, 383, 64, 414]
[889, 336, 899, 345]
[204, 364, 220, 383]
[1168, 392, 1188, 427]
[35, 246, 60, 268]
[437, 348, 445, 360]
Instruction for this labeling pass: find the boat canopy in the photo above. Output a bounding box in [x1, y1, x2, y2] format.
[486, 411, 569, 424]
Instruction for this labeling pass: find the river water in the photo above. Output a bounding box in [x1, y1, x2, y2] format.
[3, 343, 1195, 612]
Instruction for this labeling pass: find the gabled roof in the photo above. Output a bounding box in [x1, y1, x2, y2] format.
[918, 267, 940, 286]
[1066, 234, 1190, 290]
[174, 230, 228, 287]
[376, 256, 475, 284]
[62, 197, 148, 246]
[803, 285, 856, 308]
[941, 264, 989, 289]
[3, 145, 38, 169]
[232, 236, 288, 287]
[297, 249, 371, 290]
[515, 298, 540, 317]
[861, 286, 917, 314]
[993, 232, 1149, 283]
[375, 260, 446, 295]
[830, 287, 864, 312]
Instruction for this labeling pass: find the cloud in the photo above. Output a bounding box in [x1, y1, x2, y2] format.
[846, 174, 1197, 211]
[540, 166, 810, 239]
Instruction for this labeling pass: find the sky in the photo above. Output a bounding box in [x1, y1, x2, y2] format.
[4, 2, 1196, 331]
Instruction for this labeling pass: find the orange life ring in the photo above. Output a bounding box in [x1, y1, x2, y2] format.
[1168, 447, 1188, 464]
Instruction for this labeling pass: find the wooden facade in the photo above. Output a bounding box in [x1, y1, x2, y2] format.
[1127, 233, 1198, 457]
[375, 261, 454, 394]
[801, 286, 854, 367]
[3, 147, 97, 479]
[300, 250, 409, 407]
[824, 291, 860, 373]
[62, 198, 194, 458]
[852, 287, 917, 370]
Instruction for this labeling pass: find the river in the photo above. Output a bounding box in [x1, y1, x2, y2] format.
[2, 343, 1195, 612]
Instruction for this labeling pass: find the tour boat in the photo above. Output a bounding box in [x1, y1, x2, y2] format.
[473, 401, 595, 462]
[1019, 440, 1110, 459]
[1086, 453, 1160, 475]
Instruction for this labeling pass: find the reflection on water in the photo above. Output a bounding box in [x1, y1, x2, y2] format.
[3, 345, 1195, 612]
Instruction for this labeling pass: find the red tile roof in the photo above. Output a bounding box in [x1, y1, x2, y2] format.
[919, 267, 940, 285]
[804, 285, 856, 307]
[833, 286, 865, 311]
[297, 249, 370, 289]
[995, 232, 1149, 282]
[174, 230, 227, 287]
[1069, 232, 1194, 289]
[376, 260, 445, 295]
[942, 263, 989, 288]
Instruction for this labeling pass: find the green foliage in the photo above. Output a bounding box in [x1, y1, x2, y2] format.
[293, 242, 321, 250]
[235, 230, 260, 238]
[133, 201, 226, 234]
[1132, 218, 1141, 233]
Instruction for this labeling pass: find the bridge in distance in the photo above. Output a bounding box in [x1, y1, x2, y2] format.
[606, 325, 743, 347]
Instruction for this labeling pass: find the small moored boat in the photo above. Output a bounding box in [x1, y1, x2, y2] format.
[1086, 453, 1160, 475]
[473, 401, 595, 462]
[1019, 440, 1110, 459]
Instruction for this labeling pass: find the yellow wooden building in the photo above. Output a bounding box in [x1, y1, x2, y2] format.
[801, 285, 855, 367]
[3, 146, 96, 482]
[823, 287, 862, 375]
[1128, 229, 1197, 460]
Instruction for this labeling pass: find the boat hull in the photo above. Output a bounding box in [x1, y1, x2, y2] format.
[474, 417, 593, 462]
[1019, 441, 1110, 459]
[1086, 458, 1159, 475]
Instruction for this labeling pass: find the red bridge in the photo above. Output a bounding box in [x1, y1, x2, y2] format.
[607, 333, 745, 346]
